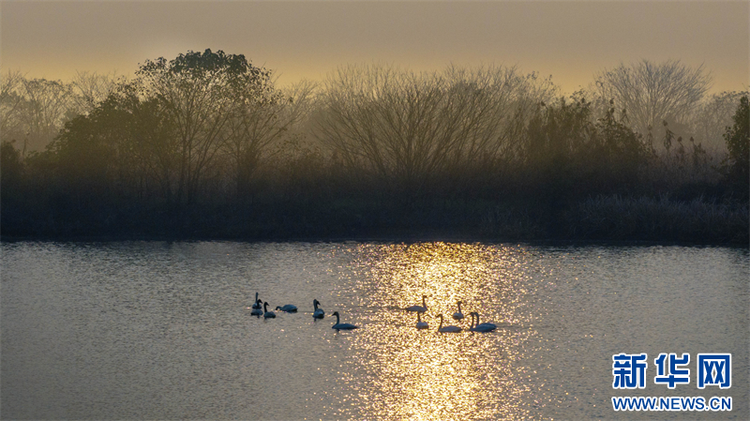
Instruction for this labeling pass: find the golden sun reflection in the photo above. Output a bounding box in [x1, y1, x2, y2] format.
[335, 242, 539, 420]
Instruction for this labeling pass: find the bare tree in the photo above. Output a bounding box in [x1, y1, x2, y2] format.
[0, 71, 26, 148]
[23, 79, 76, 149]
[315, 64, 452, 193]
[314, 63, 556, 196]
[1, 71, 123, 155]
[0, 72, 77, 153]
[689, 90, 749, 154]
[223, 79, 317, 199]
[442, 65, 557, 164]
[594, 59, 711, 140]
[70, 71, 121, 115]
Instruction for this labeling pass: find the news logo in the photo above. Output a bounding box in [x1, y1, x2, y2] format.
[654, 353, 690, 389]
[611, 352, 732, 412]
[612, 353, 648, 389]
[697, 354, 731, 389]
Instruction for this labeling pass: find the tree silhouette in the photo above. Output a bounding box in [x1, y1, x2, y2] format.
[314, 64, 555, 199]
[595, 60, 711, 140]
[1, 55, 745, 242]
[134, 49, 274, 207]
[690, 91, 747, 153]
[723, 95, 749, 195]
[223, 79, 315, 202]
[0, 72, 77, 154]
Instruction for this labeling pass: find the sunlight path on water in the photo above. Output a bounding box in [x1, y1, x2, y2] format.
[327, 242, 541, 420]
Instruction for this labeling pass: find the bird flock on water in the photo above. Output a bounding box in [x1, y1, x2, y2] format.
[249, 292, 496, 333]
[405, 295, 497, 333]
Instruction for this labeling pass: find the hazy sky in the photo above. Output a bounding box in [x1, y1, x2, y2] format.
[2, 1, 748, 94]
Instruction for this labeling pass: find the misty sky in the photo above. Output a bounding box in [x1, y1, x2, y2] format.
[1, 1, 748, 94]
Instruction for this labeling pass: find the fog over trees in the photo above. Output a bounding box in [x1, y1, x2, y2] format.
[594, 60, 711, 138]
[315, 64, 556, 199]
[1, 51, 747, 242]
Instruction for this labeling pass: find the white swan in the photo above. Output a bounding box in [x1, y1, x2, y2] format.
[437, 314, 461, 333]
[406, 295, 428, 313]
[275, 304, 298, 313]
[469, 312, 496, 332]
[250, 299, 263, 316]
[251, 292, 262, 309]
[416, 312, 429, 329]
[452, 301, 464, 321]
[263, 302, 276, 319]
[331, 311, 358, 330]
[313, 299, 325, 319]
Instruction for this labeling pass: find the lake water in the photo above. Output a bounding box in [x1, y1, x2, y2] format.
[1, 241, 748, 420]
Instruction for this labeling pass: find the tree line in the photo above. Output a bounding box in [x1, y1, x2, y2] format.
[1, 50, 748, 242]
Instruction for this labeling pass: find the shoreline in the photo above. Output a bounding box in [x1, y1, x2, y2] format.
[2, 232, 747, 248]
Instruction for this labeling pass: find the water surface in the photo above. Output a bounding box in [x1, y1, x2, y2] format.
[2, 241, 747, 419]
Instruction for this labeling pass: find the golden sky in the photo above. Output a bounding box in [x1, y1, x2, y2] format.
[2, 1, 748, 94]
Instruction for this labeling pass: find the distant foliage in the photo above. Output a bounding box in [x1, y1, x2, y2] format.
[690, 91, 748, 153]
[0, 70, 118, 154]
[1, 53, 746, 242]
[723, 95, 749, 195]
[522, 96, 648, 199]
[595, 60, 711, 140]
[133, 49, 278, 207]
[1, 139, 24, 198]
[46, 50, 312, 214]
[314, 63, 556, 199]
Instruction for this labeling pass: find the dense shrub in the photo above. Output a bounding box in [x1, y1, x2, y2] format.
[723, 95, 749, 197]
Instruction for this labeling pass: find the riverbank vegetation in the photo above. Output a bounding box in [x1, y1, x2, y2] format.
[2, 50, 748, 244]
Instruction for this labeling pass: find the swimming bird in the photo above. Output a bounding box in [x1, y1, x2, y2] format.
[331, 311, 358, 330]
[275, 304, 298, 313]
[406, 295, 428, 313]
[250, 299, 263, 316]
[251, 292, 262, 309]
[263, 302, 276, 319]
[437, 314, 461, 333]
[416, 312, 429, 330]
[313, 299, 325, 319]
[452, 301, 464, 321]
[469, 311, 496, 332]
